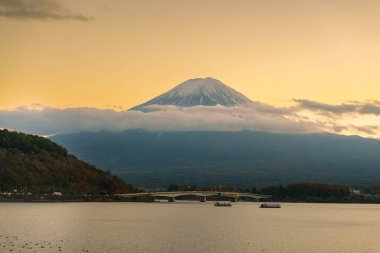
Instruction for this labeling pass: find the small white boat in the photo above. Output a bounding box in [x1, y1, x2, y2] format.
[260, 203, 281, 208]
[214, 201, 232, 207]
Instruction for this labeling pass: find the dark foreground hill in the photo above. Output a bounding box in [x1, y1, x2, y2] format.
[52, 130, 380, 187]
[0, 129, 134, 194]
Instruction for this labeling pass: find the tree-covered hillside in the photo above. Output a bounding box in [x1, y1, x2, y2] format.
[0, 129, 134, 194]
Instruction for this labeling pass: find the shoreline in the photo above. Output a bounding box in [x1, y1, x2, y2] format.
[1, 198, 380, 204]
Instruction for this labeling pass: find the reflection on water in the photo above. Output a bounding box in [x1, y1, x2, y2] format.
[1, 202, 380, 252]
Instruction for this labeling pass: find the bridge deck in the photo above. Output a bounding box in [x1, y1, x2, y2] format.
[116, 191, 271, 199]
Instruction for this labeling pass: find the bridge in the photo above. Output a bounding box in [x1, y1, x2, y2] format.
[115, 191, 271, 202]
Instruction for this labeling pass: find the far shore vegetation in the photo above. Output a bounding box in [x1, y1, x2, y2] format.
[2, 182, 380, 203]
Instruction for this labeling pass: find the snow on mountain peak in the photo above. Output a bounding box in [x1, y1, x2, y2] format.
[131, 77, 253, 111]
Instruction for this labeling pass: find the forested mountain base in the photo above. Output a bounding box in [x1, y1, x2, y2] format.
[0, 129, 134, 194]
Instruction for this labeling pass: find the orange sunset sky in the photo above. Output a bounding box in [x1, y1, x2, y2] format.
[1, 0, 380, 110]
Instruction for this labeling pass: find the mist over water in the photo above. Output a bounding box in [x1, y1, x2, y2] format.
[1, 202, 380, 253]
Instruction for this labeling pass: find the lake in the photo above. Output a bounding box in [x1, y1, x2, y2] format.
[1, 202, 380, 252]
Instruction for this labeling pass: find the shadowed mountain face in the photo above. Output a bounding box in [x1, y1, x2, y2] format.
[52, 130, 380, 187]
[131, 77, 253, 111]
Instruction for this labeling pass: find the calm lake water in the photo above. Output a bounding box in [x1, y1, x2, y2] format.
[1, 202, 380, 252]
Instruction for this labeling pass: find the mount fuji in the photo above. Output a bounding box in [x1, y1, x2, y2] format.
[50, 77, 380, 187]
[131, 77, 253, 111]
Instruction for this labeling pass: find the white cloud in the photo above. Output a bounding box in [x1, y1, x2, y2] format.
[1, 102, 379, 138]
[0, 105, 318, 135]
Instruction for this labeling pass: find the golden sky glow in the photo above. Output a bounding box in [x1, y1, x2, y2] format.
[1, 0, 380, 110]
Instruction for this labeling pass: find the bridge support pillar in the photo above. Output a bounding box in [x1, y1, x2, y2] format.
[168, 196, 176, 202]
[200, 196, 207, 202]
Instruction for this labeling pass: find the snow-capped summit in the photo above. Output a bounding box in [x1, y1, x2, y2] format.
[131, 77, 253, 111]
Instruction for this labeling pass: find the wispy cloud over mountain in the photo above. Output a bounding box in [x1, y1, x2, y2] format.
[360, 103, 380, 115]
[295, 99, 380, 116]
[0, 0, 91, 21]
[294, 99, 358, 115]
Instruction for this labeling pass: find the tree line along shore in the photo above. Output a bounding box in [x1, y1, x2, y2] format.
[2, 182, 380, 203]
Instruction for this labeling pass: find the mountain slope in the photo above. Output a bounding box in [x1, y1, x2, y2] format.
[0, 129, 134, 194]
[131, 77, 252, 111]
[52, 130, 380, 186]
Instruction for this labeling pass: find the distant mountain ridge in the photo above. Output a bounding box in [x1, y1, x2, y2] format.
[131, 77, 252, 111]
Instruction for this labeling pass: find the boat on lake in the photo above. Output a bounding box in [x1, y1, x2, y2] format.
[260, 203, 281, 208]
[214, 201, 232, 207]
